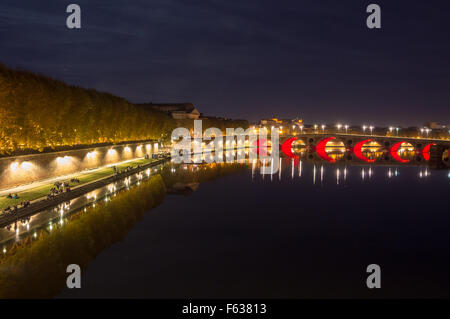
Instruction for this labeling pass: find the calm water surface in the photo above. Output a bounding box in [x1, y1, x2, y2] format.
[55, 158, 450, 298]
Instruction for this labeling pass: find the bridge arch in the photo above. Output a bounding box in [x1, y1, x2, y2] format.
[353, 139, 377, 163]
[422, 143, 436, 161]
[390, 141, 414, 163]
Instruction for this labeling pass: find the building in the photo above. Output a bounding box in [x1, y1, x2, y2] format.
[424, 122, 446, 130]
[137, 103, 200, 120]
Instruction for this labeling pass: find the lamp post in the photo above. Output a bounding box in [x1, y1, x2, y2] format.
[321, 124, 325, 133]
[344, 124, 348, 133]
[389, 127, 393, 135]
[314, 124, 318, 133]
[362, 125, 367, 134]
[369, 126, 374, 135]
[337, 124, 342, 132]
[425, 128, 430, 137]
[300, 125, 303, 133]
[420, 128, 424, 136]
[396, 127, 399, 136]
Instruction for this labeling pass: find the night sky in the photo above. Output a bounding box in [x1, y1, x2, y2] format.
[0, 0, 449, 126]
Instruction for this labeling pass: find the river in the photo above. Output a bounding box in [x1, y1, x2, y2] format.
[1, 153, 449, 298]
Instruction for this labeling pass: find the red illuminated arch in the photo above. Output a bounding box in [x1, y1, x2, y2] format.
[390, 141, 410, 163]
[316, 137, 336, 163]
[422, 143, 436, 161]
[281, 137, 299, 158]
[252, 138, 267, 156]
[353, 139, 376, 163]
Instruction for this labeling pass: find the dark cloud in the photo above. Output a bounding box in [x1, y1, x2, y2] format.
[0, 0, 449, 126]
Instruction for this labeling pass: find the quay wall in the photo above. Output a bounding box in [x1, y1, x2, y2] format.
[0, 141, 160, 190]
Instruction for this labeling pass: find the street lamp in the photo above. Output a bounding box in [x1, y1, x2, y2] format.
[396, 127, 399, 136]
[344, 125, 348, 133]
[314, 124, 318, 132]
[389, 127, 394, 135]
[362, 125, 367, 134]
[300, 125, 304, 133]
[337, 124, 342, 132]
[420, 128, 424, 136]
[425, 128, 430, 137]
[369, 126, 374, 135]
[321, 124, 325, 133]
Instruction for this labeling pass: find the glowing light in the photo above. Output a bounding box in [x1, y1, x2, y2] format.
[86, 151, 97, 159]
[56, 156, 71, 165]
[124, 146, 131, 152]
[107, 149, 116, 155]
[20, 161, 33, 170]
[10, 162, 19, 171]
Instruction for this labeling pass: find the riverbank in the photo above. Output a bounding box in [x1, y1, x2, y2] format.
[0, 156, 169, 227]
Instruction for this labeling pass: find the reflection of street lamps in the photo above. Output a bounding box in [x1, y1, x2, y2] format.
[369, 125, 374, 135]
[321, 124, 325, 133]
[344, 124, 348, 133]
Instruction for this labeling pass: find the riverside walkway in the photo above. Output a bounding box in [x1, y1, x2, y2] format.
[0, 156, 170, 228]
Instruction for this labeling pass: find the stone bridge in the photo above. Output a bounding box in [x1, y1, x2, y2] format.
[280, 133, 450, 167]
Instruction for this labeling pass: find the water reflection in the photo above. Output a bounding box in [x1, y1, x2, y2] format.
[0, 149, 449, 298]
